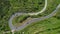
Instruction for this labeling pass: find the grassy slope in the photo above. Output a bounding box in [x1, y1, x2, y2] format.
[19, 17, 60, 34]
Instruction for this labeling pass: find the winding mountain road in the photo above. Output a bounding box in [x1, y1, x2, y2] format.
[8, 0, 60, 32]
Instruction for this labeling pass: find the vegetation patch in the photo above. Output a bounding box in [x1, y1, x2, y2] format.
[9, 0, 45, 13]
[12, 15, 31, 27]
